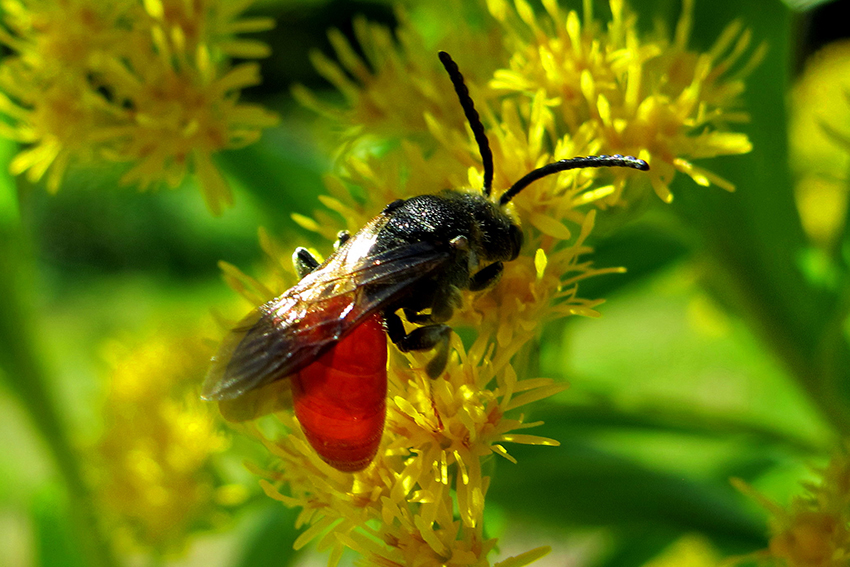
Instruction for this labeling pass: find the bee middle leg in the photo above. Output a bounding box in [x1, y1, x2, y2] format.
[385, 311, 452, 378]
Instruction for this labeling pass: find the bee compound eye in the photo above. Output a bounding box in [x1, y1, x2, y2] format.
[382, 199, 405, 214]
[509, 224, 523, 260]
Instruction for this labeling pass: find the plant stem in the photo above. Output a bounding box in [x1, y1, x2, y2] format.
[0, 218, 118, 567]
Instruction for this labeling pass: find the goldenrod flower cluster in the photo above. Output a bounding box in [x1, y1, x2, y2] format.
[0, 0, 278, 213]
[297, 0, 761, 208]
[733, 448, 850, 567]
[222, 234, 567, 566]
[489, 0, 764, 203]
[215, 1, 760, 566]
[90, 331, 233, 555]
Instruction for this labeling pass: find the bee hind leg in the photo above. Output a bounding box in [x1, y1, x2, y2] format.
[385, 311, 452, 378]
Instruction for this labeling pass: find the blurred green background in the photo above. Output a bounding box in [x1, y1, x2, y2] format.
[2, 0, 850, 566]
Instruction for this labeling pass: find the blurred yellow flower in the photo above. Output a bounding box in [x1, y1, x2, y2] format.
[732, 448, 850, 567]
[789, 40, 850, 248]
[90, 330, 234, 555]
[0, 0, 278, 213]
[643, 535, 721, 567]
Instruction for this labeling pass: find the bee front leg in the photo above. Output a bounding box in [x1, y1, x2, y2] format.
[334, 230, 351, 250]
[469, 261, 503, 291]
[294, 232, 349, 280]
[403, 286, 462, 325]
[385, 311, 452, 378]
[292, 247, 321, 279]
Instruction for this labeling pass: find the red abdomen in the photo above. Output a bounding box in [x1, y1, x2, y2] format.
[290, 314, 388, 472]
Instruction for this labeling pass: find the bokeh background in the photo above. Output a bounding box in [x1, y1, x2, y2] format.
[2, 0, 850, 566]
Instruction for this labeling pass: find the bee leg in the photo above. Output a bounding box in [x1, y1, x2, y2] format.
[292, 247, 320, 279]
[403, 309, 430, 324]
[469, 261, 503, 291]
[385, 311, 452, 378]
[334, 230, 351, 250]
[403, 287, 462, 324]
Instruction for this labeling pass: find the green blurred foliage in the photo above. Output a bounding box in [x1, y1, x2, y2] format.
[1, 0, 849, 566]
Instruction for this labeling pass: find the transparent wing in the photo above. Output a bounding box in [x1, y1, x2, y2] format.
[202, 223, 451, 400]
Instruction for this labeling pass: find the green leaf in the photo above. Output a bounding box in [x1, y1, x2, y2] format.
[531, 403, 826, 456]
[0, 139, 19, 224]
[488, 443, 766, 548]
[596, 530, 680, 567]
[217, 124, 330, 235]
[232, 503, 302, 567]
[582, 214, 691, 299]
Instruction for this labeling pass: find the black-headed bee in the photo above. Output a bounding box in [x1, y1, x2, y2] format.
[202, 51, 649, 471]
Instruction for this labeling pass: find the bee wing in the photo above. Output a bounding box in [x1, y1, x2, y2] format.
[217, 377, 293, 422]
[202, 238, 451, 401]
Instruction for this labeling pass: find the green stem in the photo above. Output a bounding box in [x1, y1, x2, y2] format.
[814, 262, 850, 434]
[0, 218, 118, 567]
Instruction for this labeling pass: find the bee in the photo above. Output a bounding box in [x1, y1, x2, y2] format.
[202, 51, 649, 472]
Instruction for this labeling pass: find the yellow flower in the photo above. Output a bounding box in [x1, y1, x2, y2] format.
[732, 449, 850, 567]
[0, 0, 133, 191]
[296, 1, 760, 208]
[90, 329, 235, 555]
[289, 0, 761, 344]
[0, 0, 278, 213]
[209, 1, 760, 565]
[216, 229, 565, 567]
[487, 0, 764, 203]
[251, 351, 562, 567]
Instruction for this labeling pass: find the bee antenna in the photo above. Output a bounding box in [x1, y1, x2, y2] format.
[438, 51, 494, 198]
[499, 154, 650, 206]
